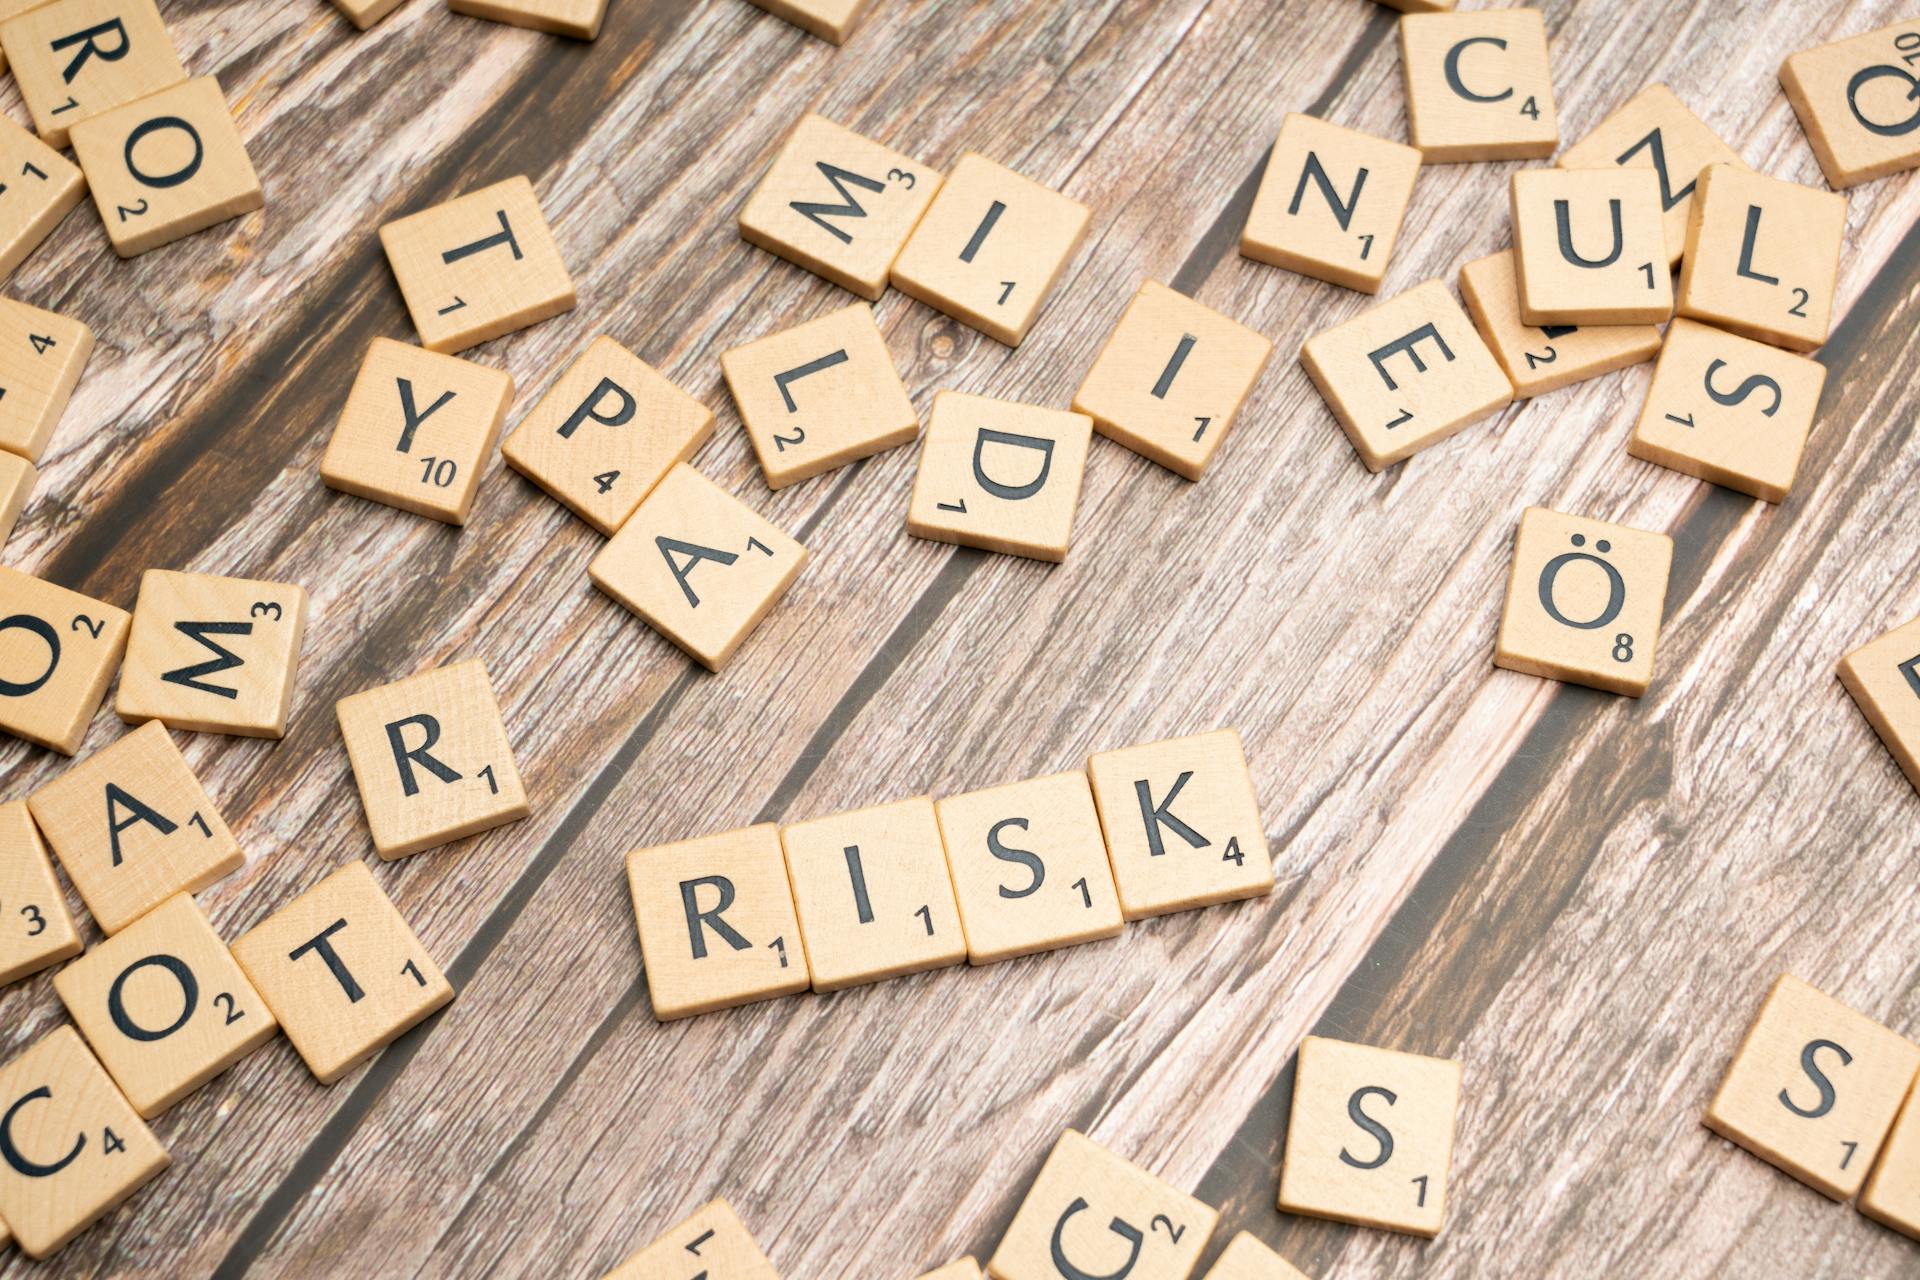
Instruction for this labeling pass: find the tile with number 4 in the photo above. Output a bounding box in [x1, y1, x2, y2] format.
[601, 1198, 780, 1279]
[0, 566, 128, 754]
[989, 1129, 1217, 1280]
[906, 392, 1091, 562]
[1510, 168, 1671, 326]
[1838, 613, 1920, 795]
[0, 0, 185, 148]
[0, 800, 81, 985]
[627, 823, 809, 1021]
[1201, 1233, 1310, 1280]
[1781, 22, 1920, 189]
[1073, 281, 1273, 481]
[116, 569, 309, 737]
[0, 115, 84, 280]
[0, 297, 93, 464]
[1677, 165, 1846, 353]
[1458, 250, 1659, 399]
[335, 657, 529, 860]
[448, 0, 609, 40]
[1494, 507, 1672, 697]
[1399, 9, 1557, 162]
[232, 860, 453, 1085]
[1241, 114, 1421, 294]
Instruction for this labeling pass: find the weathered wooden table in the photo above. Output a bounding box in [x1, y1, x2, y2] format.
[4, 0, 1918, 1275]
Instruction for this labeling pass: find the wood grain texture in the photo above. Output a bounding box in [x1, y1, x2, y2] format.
[1, 0, 1917, 1276]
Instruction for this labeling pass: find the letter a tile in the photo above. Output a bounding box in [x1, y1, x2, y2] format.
[626, 824, 810, 1021]
[1677, 165, 1846, 353]
[0, 297, 94, 464]
[1241, 113, 1422, 294]
[1494, 507, 1672, 697]
[29, 719, 241, 933]
[1510, 168, 1671, 326]
[1201, 1233, 1310, 1280]
[0, 800, 82, 985]
[1838, 614, 1920, 795]
[0, 115, 84, 280]
[1458, 250, 1659, 399]
[601, 1198, 780, 1279]
[1781, 22, 1920, 189]
[334, 657, 529, 860]
[906, 392, 1091, 562]
[1278, 1037, 1461, 1237]
[0, 0, 185, 148]
[989, 1130, 1217, 1280]
[1704, 973, 1920, 1200]
[116, 568, 309, 737]
[231, 860, 453, 1085]
[0, 565, 129, 755]
[0, 1025, 168, 1259]
[1399, 9, 1557, 162]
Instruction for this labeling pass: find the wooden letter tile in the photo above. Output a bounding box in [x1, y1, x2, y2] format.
[1781, 21, 1920, 189]
[1300, 279, 1511, 472]
[1399, 9, 1557, 162]
[1838, 613, 1920, 794]
[1240, 114, 1422, 294]
[602, 1198, 780, 1279]
[745, 0, 874, 46]
[0, 800, 82, 985]
[448, 0, 609, 40]
[1085, 728, 1272, 921]
[1374, 0, 1453, 12]
[332, 0, 406, 29]
[918, 1261, 981, 1280]
[0, 0, 184, 148]
[738, 113, 942, 300]
[0, 297, 94, 463]
[780, 795, 966, 992]
[1458, 250, 1659, 399]
[720, 302, 919, 489]
[1677, 165, 1846, 353]
[1494, 507, 1672, 697]
[905, 391, 1091, 561]
[502, 336, 712, 535]
[1072, 280, 1273, 481]
[989, 1129, 1217, 1280]
[28, 719, 240, 933]
[0, 1025, 167, 1259]
[933, 771, 1122, 966]
[334, 657, 529, 860]
[1861, 1076, 1920, 1240]
[231, 860, 453, 1084]
[1278, 1036, 1461, 1237]
[1628, 318, 1827, 502]
[379, 175, 577, 353]
[1201, 1233, 1310, 1280]
[115, 568, 309, 737]
[0, 115, 84, 280]
[321, 337, 515, 525]
[0, 449, 33, 547]
[0, 565, 128, 754]
[626, 823, 810, 1021]
[69, 76, 262, 258]
[1704, 973, 1920, 1199]
[1557, 84, 1747, 265]
[54, 891, 276, 1117]
[589, 462, 808, 672]
[1510, 168, 1672, 326]
[889, 152, 1090, 346]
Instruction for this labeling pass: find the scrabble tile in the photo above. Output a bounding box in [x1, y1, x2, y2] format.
[626, 823, 809, 1021]
[589, 462, 807, 672]
[933, 771, 1123, 966]
[1375, 0, 1452, 10]
[69, 76, 262, 259]
[1278, 1036, 1461, 1237]
[231, 860, 453, 1084]
[0, 115, 84, 280]
[720, 302, 918, 489]
[1493, 507, 1672, 697]
[918, 1261, 981, 1280]
[1510, 168, 1672, 326]
[738, 113, 942, 300]
[0, 449, 32, 545]
[379, 175, 577, 354]
[0, 1025, 167, 1259]
[335, 657, 529, 860]
[1862, 1078, 1920, 1240]
[1201, 1233, 1311, 1280]
[54, 892, 276, 1117]
[1399, 9, 1557, 162]
[1676, 165, 1846, 353]
[745, 0, 873, 46]
[320, 337, 515, 525]
[115, 569, 309, 737]
[1071, 281, 1274, 481]
[1704, 973, 1920, 1200]
[1240, 114, 1422, 294]
[1085, 728, 1272, 921]
[448, 0, 608, 40]
[1627, 318, 1827, 503]
[0, 800, 82, 986]
[1457, 250, 1659, 399]
[602, 1199, 779, 1280]
[1838, 614, 1920, 794]
[1781, 21, 1920, 189]
[0, 0, 184, 148]
[1299, 279, 1511, 472]
[28, 719, 240, 933]
[890, 152, 1090, 346]
[1557, 84, 1747, 266]
[0, 566, 128, 754]
[0, 297, 94, 463]
[989, 1129, 1216, 1280]
[501, 336, 714, 535]
[780, 795, 966, 992]
[905, 392, 1091, 562]
[332, 0, 406, 29]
